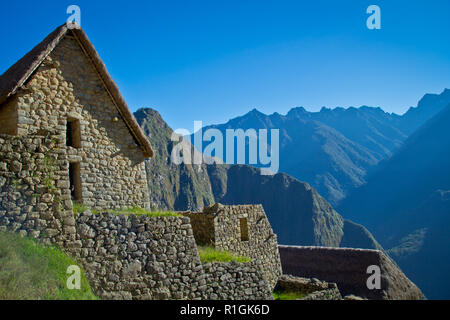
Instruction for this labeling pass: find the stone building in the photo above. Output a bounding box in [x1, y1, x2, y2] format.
[0, 23, 152, 211]
[182, 203, 283, 289]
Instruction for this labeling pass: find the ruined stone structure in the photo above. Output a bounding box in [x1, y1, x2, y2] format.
[182, 203, 282, 289]
[0, 23, 152, 212]
[71, 211, 272, 300]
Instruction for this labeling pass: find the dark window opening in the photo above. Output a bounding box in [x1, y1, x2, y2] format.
[239, 218, 249, 241]
[69, 162, 82, 201]
[66, 118, 81, 148]
[0, 100, 18, 135]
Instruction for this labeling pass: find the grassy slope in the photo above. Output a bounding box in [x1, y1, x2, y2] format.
[0, 232, 97, 300]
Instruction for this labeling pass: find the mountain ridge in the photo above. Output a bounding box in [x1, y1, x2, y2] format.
[135, 107, 382, 250]
[192, 89, 450, 205]
[338, 102, 450, 299]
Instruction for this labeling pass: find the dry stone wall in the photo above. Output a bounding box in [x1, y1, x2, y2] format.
[71, 212, 203, 299]
[71, 211, 272, 300]
[212, 204, 282, 290]
[202, 262, 272, 300]
[0, 132, 76, 247]
[279, 245, 424, 300]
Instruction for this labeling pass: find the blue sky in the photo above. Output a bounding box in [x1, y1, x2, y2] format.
[1, 0, 449, 131]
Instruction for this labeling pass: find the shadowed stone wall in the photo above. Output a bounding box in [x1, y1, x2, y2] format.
[0, 132, 76, 248]
[278, 245, 424, 300]
[184, 211, 215, 246]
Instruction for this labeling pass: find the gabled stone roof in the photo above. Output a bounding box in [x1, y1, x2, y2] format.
[0, 23, 153, 158]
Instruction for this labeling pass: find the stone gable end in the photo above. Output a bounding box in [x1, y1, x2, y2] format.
[8, 33, 149, 210]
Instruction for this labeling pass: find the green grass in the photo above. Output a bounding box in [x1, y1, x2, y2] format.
[0, 231, 97, 300]
[72, 202, 92, 215]
[72, 202, 179, 218]
[197, 246, 251, 264]
[272, 289, 307, 300]
[107, 206, 181, 218]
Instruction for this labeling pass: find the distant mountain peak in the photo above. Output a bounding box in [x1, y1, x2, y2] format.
[417, 88, 450, 106]
[286, 106, 308, 117]
[237, 108, 266, 120]
[288, 105, 386, 117]
[249, 107, 264, 114]
[399, 88, 450, 134]
[134, 107, 160, 118]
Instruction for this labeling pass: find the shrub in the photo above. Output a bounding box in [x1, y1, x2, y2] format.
[72, 201, 89, 215]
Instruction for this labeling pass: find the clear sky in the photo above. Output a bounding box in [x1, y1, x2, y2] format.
[1, 0, 449, 131]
